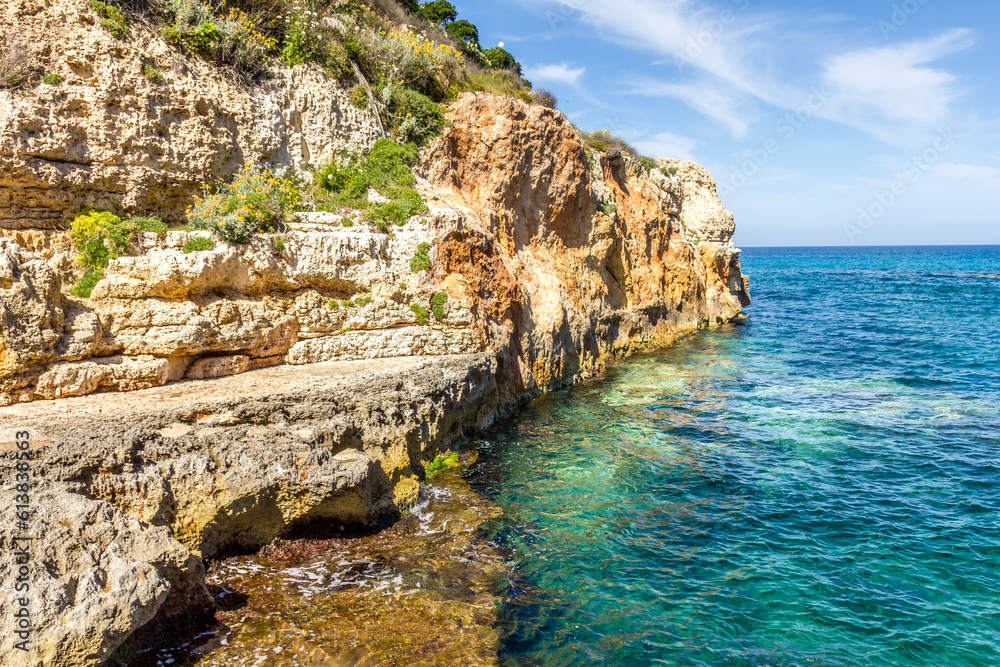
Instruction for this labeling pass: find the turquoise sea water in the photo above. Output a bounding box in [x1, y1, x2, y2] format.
[469, 246, 1000, 667]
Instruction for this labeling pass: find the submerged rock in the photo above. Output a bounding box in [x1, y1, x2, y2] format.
[131, 468, 506, 666]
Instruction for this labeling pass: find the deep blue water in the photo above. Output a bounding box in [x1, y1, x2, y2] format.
[469, 246, 1000, 667]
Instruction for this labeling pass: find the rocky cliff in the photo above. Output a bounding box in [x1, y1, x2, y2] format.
[0, 0, 749, 663]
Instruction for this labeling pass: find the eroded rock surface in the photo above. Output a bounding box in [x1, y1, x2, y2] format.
[1, 1, 749, 661]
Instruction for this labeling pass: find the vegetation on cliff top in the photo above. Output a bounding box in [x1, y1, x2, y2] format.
[89, 0, 538, 142]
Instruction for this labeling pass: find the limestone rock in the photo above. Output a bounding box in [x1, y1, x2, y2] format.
[32, 355, 178, 400]
[285, 327, 483, 365]
[186, 354, 251, 380]
[0, 240, 66, 393]
[659, 158, 736, 243]
[0, 0, 382, 230]
[0, 489, 211, 667]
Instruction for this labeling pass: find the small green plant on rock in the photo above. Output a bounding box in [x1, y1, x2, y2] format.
[273, 235, 285, 252]
[424, 452, 459, 476]
[410, 303, 429, 325]
[90, 0, 129, 38]
[70, 271, 104, 299]
[431, 291, 447, 321]
[342, 299, 354, 308]
[350, 83, 370, 110]
[410, 242, 431, 273]
[355, 295, 372, 307]
[182, 236, 214, 253]
[328, 298, 340, 310]
[597, 200, 618, 216]
[128, 216, 168, 236]
[68, 211, 165, 297]
[661, 166, 678, 177]
[142, 63, 164, 83]
[42, 73, 65, 85]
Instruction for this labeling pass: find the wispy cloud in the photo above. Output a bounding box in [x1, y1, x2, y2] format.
[625, 79, 749, 138]
[530, 0, 973, 144]
[523, 62, 587, 87]
[820, 30, 974, 142]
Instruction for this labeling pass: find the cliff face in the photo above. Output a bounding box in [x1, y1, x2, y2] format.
[421, 96, 749, 403]
[0, 0, 381, 230]
[0, 1, 749, 663]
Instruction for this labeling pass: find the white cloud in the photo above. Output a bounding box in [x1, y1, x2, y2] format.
[626, 79, 749, 137]
[538, 0, 785, 104]
[820, 30, 974, 141]
[633, 132, 699, 161]
[531, 0, 973, 144]
[523, 62, 587, 87]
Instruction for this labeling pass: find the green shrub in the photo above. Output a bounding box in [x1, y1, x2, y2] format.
[483, 47, 521, 75]
[188, 165, 302, 244]
[382, 84, 445, 145]
[353, 24, 463, 100]
[410, 241, 431, 273]
[431, 291, 447, 321]
[182, 236, 215, 253]
[142, 63, 164, 83]
[349, 83, 370, 110]
[424, 452, 459, 475]
[355, 295, 372, 306]
[450, 69, 530, 103]
[71, 271, 104, 298]
[410, 303, 429, 325]
[279, 6, 350, 77]
[342, 298, 354, 308]
[42, 73, 65, 85]
[90, 0, 129, 38]
[639, 156, 657, 172]
[327, 298, 339, 309]
[582, 129, 639, 158]
[597, 200, 617, 216]
[273, 235, 285, 252]
[445, 19, 478, 44]
[314, 139, 429, 231]
[661, 166, 678, 177]
[281, 10, 316, 66]
[368, 188, 427, 231]
[68, 211, 165, 296]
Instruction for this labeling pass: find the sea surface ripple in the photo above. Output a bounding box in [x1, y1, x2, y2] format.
[469, 246, 1000, 666]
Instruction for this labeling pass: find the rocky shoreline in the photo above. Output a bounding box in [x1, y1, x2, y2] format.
[1, 0, 749, 662]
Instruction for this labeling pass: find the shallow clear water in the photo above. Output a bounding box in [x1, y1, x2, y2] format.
[469, 246, 1000, 667]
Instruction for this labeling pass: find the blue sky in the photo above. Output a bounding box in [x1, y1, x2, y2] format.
[451, 0, 1000, 247]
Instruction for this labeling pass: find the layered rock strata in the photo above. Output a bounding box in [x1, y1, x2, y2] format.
[0, 1, 749, 662]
